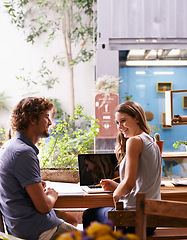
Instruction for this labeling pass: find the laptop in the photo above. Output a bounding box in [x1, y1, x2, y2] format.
[78, 153, 119, 194]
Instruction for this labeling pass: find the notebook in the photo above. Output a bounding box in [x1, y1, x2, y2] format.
[78, 153, 119, 194]
[46, 181, 85, 196]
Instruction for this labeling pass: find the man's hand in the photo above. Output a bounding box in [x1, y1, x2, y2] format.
[44, 187, 58, 202]
[25, 182, 58, 214]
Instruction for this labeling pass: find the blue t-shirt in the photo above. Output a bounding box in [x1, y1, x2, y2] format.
[0, 132, 62, 240]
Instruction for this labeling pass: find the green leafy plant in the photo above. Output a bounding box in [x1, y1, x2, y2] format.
[0, 92, 10, 146]
[122, 92, 133, 101]
[173, 140, 187, 149]
[0, 129, 6, 147]
[49, 98, 68, 120]
[148, 124, 160, 136]
[39, 104, 100, 169]
[0, 92, 10, 111]
[3, 0, 97, 117]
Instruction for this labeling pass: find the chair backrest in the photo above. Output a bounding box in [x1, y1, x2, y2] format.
[108, 199, 187, 229]
[0, 210, 5, 233]
[135, 192, 187, 240]
[108, 193, 187, 239]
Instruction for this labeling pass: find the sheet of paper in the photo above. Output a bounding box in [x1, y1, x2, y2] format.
[46, 181, 85, 196]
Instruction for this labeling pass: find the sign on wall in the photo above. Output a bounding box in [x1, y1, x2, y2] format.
[95, 93, 119, 139]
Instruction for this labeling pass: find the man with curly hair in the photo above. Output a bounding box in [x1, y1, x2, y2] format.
[0, 97, 77, 240]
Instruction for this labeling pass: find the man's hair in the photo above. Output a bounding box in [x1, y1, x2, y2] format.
[10, 97, 54, 132]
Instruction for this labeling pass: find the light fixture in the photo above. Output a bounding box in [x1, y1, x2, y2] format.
[153, 71, 174, 75]
[135, 71, 146, 75]
[126, 60, 187, 66]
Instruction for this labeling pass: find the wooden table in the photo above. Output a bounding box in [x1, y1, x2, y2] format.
[54, 181, 187, 209]
[54, 152, 187, 209]
[55, 192, 114, 209]
[161, 180, 187, 202]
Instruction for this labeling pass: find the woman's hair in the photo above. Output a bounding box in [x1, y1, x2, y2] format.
[84, 155, 118, 184]
[10, 97, 54, 132]
[115, 101, 150, 164]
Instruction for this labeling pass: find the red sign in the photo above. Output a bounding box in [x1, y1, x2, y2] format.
[95, 93, 119, 139]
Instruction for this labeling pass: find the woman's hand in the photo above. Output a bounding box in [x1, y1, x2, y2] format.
[113, 187, 122, 203]
[100, 179, 118, 192]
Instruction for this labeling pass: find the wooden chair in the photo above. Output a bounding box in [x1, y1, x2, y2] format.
[108, 193, 187, 240]
[136, 192, 187, 240]
[0, 210, 5, 233]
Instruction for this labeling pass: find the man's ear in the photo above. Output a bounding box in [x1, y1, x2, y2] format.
[29, 116, 36, 126]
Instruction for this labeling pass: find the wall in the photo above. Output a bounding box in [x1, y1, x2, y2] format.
[119, 66, 187, 152]
[0, 3, 95, 129]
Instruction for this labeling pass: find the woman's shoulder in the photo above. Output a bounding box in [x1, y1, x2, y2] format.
[127, 135, 143, 147]
[126, 136, 143, 155]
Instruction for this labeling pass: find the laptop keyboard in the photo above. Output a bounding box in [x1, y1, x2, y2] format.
[88, 185, 102, 189]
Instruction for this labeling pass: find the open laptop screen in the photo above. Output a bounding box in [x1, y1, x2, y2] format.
[78, 153, 119, 186]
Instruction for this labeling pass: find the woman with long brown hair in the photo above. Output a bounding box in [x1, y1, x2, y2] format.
[83, 101, 162, 235]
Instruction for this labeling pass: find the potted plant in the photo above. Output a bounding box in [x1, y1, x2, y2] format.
[154, 133, 164, 153]
[95, 74, 121, 103]
[39, 104, 100, 182]
[95, 75, 120, 94]
[173, 140, 187, 151]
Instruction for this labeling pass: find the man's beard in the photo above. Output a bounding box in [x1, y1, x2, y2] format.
[41, 130, 50, 138]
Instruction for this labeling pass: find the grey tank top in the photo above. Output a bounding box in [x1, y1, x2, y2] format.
[119, 132, 162, 209]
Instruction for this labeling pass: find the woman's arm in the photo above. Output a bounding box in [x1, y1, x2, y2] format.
[113, 136, 143, 202]
[100, 179, 119, 192]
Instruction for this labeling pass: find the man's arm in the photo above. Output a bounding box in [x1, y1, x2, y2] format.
[25, 182, 58, 214]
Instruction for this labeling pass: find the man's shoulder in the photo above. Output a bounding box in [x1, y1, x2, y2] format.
[2, 137, 33, 155]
